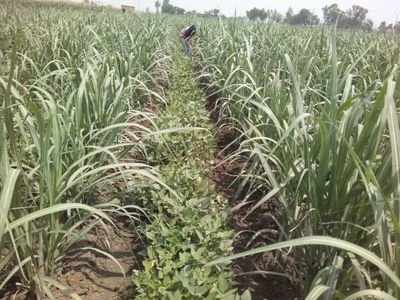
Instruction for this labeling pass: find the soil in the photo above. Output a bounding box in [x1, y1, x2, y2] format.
[52, 219, 141, 300]
[0, 216, 142, 300]
[0, 274, 22, 300]
[206, 90, 301, 300]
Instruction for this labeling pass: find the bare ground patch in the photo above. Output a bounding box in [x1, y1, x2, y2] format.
[53, 218, 142, 300]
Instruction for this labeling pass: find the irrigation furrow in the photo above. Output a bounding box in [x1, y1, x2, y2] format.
[132, 51, 234, 299]
[201, 70, 299, 300]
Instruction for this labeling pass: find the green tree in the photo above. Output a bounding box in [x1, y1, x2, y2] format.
[285, 7, 293, 23]
[379, 21, 387, 32]
[346, 5, 368, 28]
[323, 3, 371, 30]
[322, 3, 345, 25]
[395, 21, 400, 33]
[267, 9, 283, 23]
[246, 7, 268, 21]
[362, 18, 374, 32]
[161, 0, 173, 13]
[155, 0, 160, 13]
[161, 0, 184, 15]
[289, 9, 319, 26]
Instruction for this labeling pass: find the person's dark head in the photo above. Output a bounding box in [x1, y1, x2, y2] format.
[188, 25, 196, 37]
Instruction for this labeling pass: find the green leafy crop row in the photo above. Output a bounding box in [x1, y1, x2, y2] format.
[133, 54, 235, 299]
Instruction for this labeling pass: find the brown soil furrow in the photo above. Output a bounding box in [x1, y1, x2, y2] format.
[205, 87, 299, 300]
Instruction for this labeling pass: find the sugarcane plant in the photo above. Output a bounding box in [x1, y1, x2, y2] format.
[0, 3, 171, 298]
[196, 18, 400, 298]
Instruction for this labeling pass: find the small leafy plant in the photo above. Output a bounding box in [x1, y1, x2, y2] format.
[133, 54, 235, 299]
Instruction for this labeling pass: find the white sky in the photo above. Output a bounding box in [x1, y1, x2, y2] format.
[71, 0, 400, 24]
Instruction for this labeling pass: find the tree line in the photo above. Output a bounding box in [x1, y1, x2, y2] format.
[246, 4, 373, 30]
[155, 0, 219, 17]
[155, 1, 399, 32]
[247, 3, 400, 32]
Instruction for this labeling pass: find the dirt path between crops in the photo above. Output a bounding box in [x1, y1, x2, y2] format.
[52, 220, 139, 300]
[204, 89, 300, 300]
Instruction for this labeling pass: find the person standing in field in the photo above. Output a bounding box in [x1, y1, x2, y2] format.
[179, 25, 196, 55]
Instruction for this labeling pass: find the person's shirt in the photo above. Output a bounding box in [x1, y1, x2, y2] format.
[180, 26, 191, 39]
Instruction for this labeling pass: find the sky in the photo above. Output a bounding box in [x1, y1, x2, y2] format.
[74, 0, 400, 25]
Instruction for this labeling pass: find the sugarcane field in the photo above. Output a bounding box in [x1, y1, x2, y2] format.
[0, 0, 400, 299]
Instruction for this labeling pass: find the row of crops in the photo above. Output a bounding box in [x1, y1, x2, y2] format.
[0, 2, 176, 298]
[1, 1, 400, 299]
[195, 19, 400, 298]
